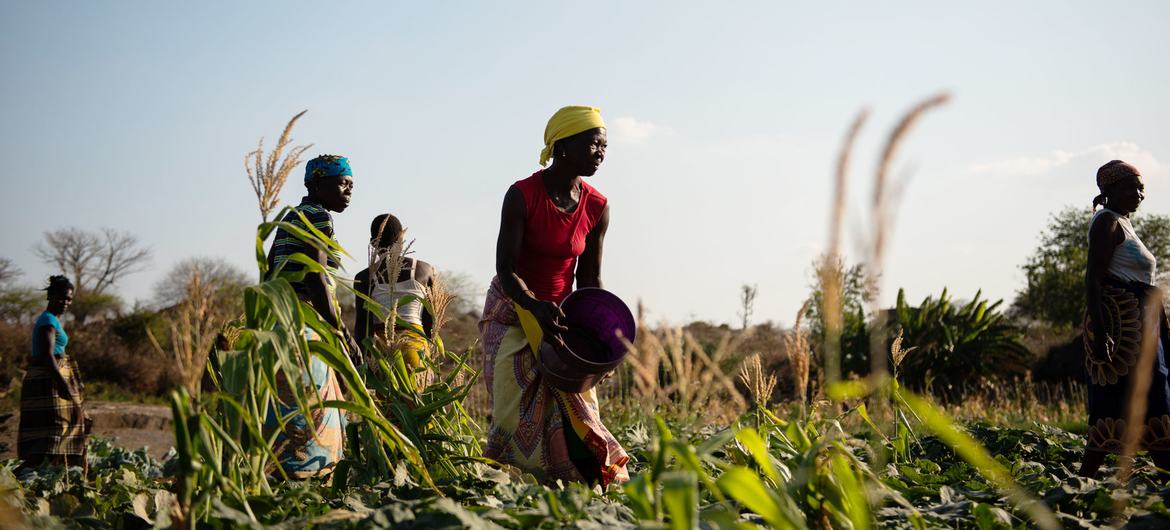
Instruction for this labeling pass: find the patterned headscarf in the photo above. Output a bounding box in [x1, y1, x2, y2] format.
[1096, 160, 1140, 190]
[305, 155, 352, 184]
[1093, 160, 1141, 210]
[540, 106, 605, 166]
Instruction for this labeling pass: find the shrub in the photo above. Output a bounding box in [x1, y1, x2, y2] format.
[68, 322, 175, 395]
[804, 258, 874, 379]
[893, 288, 1031, 398]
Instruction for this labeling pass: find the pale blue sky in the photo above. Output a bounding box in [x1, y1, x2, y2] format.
[2, 1, 1168, 324]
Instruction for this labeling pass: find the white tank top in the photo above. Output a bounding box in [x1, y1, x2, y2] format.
[369, 257, 427, 327]
[1091, 208, 1157, 285]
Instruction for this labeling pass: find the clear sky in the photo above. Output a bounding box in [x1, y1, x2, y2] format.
[2, 1, 1168, 325]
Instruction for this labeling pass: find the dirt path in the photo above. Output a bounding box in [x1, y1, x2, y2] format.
[0, 401, 173, 461]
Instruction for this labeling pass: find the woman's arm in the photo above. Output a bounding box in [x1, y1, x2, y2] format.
[305, 246, 341, 327]
[575, 205, 610, 289]
[495, 187, 567, 333]
[1086, 212, 1123, 352]
[421, 264, 435, 338]
[305, 246, 362, 363]
[354, 268, 370, 349]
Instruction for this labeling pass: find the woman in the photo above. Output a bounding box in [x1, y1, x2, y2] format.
[1080, 159, 1170, 477]
[18, 275, 90, 469]
[355, 213, 437, 377]
[265, 154, 355, 478]
[480, 105, 629, 486]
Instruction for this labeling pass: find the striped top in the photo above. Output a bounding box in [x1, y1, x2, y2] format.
[271, 198, 340, 297]
[1091, 208, 1156, 285]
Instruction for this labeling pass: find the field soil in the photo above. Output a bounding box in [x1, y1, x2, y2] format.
[0, 400, 173, 461]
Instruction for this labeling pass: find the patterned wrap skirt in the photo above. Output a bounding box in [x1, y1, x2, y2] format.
[480, 277, 629, 487]
[372, 324, 433, 388]
[267, 329, 347, 479]
[18, 357, 88, 460]
[398, 327, 434, 388]
[1083, 277, 1170, 452]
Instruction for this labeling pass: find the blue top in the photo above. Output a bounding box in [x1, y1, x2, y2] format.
[31, 311, 68, 357]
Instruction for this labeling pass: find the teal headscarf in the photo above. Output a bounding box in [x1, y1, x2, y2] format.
[305, 155, 352, 184]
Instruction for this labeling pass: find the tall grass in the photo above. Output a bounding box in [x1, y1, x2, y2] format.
[818, 93, 1059, 530]
[146, 271, 233, 395]
[622, 324, 749, 424]
[164, 208, 480, 527]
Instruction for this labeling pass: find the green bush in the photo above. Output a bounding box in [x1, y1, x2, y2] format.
[804, 259, 874, 380]
[893, 288, 1031, 397]
[1013, 206, 1170, 329]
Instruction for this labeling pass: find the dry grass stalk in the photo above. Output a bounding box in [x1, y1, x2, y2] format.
[867, 94, 950, 379]
[822, 110, 869, 386]
[938, 379, 1085, 426]
[738, 354, 777, 407]
[624, 302, 659, 399]
[426, 273, 455, 338]
[219, 321, 242, 350]
[370, 238, 408, 343]
[785, 299, 814, 405]
[147, 271, 232, 395]
[246, 110, 312, 221]
[623, 325, 748, 423]
[870, 94, 949, 265]
[828, 110, 869, 261]
[889, 328, 916, 377]
[686, 331, 752, 410]
[624, 345, 659, 399]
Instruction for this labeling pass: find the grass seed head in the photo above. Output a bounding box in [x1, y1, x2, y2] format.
[246, 110, 312, 221]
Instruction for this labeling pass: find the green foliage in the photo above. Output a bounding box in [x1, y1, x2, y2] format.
[893, 289, 1030, 396]
[8, 217, 1168, 528]
[1, 438, 175, 528]
[11, 406, 1170, 528]
[830, 376, 1060, 530]
[617, 412, 896, 530]
[69, 291, 123, 324]
[1013, 206, 1170, 329]
[108, 308, 168, 346]
[805, 258, 874, 376]
[159, 207, 485, 527]
[823, 286, 1029, 394]
[0, 286, 41, 323]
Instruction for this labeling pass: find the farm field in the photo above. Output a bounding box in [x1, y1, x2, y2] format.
[1, 270, 1166, 529]
[4, 394, 1170, 529]
[4, 97, 1169, 529]
[4, 4, 1170, 526]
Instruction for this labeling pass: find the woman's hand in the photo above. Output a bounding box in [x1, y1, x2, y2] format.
[343, 329, 363, 366]
[528, 299, 569, 338]
[1092, 325, 1115, 362]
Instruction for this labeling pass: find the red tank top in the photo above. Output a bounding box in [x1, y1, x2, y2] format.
[513, 171, 608, 303]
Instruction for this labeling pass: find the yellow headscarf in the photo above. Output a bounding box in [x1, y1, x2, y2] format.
[540, 106, 606, 166]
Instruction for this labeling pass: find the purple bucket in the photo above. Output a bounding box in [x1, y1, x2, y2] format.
[538, 288, 636, 393]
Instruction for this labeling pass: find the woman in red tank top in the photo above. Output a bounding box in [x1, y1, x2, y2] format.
[479, 106, 629, 486]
